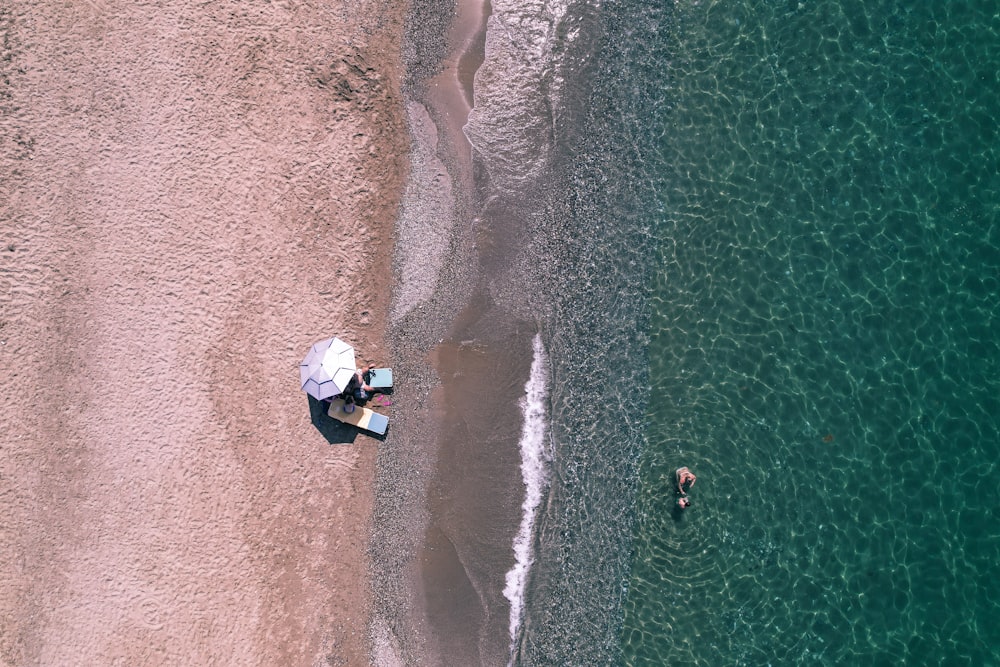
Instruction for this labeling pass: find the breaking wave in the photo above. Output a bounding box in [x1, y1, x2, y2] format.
[504, 332, 551, 664]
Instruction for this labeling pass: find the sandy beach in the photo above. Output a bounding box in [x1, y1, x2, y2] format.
[1, 1, 407, 664]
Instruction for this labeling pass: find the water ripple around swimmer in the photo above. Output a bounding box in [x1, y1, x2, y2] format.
[621, 0, 1000, 665]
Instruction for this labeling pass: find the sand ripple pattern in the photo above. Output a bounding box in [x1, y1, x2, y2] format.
[0, 1, 406, 665]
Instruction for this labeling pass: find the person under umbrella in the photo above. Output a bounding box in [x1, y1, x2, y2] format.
[342, 364, 377, 406]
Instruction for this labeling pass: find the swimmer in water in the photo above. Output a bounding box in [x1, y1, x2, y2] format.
[676, 466, 696, 494]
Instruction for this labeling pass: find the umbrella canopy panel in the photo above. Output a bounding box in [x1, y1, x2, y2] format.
[300, 337, 357, 400]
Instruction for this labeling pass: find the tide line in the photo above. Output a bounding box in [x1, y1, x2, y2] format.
[504, 332, 551, 665]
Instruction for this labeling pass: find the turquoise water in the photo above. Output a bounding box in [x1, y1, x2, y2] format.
[620, 2, 1000, 665]
[505, 0, 999, 665]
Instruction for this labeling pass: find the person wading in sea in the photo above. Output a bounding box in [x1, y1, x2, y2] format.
[675, 467, 696, 510]
[676, 467, 696, 494]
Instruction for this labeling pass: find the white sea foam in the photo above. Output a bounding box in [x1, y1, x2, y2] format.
[504, 332, 552, 664]
[464, 0, 575, 193]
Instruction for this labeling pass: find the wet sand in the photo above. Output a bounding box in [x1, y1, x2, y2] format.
[367, 0, 539, 661]
[0, 2, 407, 665]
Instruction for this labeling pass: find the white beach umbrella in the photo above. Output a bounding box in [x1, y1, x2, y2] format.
[300, 337, 357, 400]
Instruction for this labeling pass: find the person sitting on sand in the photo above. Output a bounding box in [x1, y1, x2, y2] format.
[676, 466, 696, 494]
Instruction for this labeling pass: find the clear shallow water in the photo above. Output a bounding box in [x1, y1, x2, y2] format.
[619, 1, 1000, 665]
[480, 0, 1000, 665]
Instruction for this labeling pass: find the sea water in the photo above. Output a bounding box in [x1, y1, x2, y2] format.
[469, 0, 999, 664]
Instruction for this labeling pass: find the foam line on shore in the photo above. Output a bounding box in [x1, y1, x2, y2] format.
[504, 332, 551, 663]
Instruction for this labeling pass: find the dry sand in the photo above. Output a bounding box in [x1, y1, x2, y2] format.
[1, 1, 407, 665]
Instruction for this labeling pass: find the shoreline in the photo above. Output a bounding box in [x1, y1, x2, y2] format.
[371, 0, 542, 661]
[1, 2, 408, 664]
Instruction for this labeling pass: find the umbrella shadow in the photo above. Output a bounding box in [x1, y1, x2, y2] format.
[307, 395, 359, 445]
[306, 395, 388, 444]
